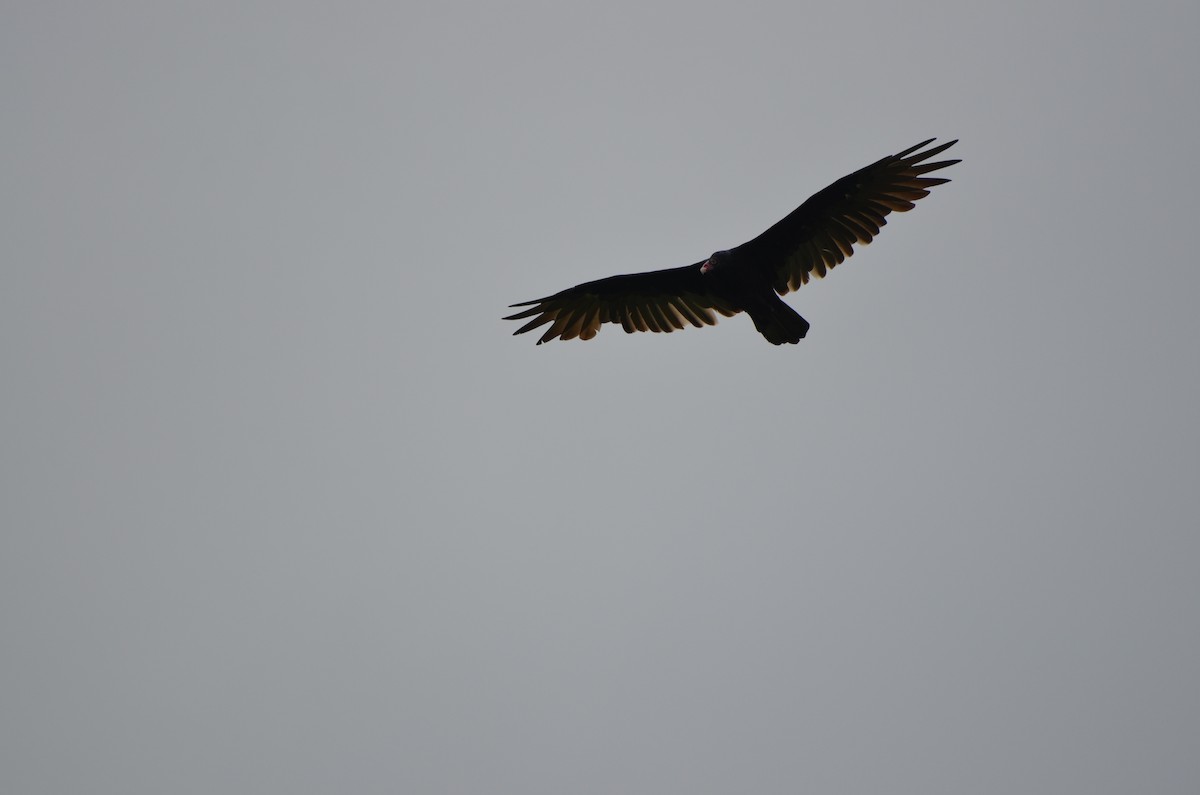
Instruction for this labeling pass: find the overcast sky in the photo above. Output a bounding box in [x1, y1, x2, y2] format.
[4, 2, 1199, 793]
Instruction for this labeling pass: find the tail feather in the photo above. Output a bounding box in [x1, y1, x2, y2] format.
[748, 298, 810, 345]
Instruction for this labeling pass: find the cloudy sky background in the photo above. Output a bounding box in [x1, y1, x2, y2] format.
[4, 2, 1198, 793]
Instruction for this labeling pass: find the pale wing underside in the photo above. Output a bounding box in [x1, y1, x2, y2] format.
[504, 266, 736, 344]
[737, 139, 959, 294]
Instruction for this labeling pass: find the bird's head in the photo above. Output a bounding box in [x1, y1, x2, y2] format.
[700, 249, 731, 274]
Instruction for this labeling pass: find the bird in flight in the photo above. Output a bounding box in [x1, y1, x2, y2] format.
[505, 139, 959, 345]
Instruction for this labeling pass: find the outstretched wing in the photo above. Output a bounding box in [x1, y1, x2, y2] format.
[734, 139, 959, 294]
[504, 263, 736, 344]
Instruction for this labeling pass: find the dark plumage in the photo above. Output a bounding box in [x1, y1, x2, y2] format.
[505, 139, 959, 345]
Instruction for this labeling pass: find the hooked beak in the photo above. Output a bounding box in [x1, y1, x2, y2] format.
[700, 259, 713, 274]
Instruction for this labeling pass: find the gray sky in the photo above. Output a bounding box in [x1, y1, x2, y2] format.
[4, 2, 1198, 793]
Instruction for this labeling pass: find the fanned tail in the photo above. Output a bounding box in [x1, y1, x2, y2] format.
[747, 297, 810, 345]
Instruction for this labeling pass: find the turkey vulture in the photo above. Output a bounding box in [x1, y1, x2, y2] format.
[505, 139, 959, 345]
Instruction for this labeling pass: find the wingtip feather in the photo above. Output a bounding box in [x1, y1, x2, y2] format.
[894, 138, 937, 159]
[903, 140, 958, 164]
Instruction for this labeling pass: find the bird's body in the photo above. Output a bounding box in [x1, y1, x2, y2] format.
[505, 139, 959, 345]
[699, 249, 812, 344]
